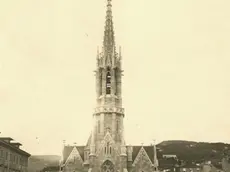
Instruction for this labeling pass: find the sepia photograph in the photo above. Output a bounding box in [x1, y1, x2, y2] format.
[0, 1, 230, 172]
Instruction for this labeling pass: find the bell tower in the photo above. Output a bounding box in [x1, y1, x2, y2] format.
[89, 0, 126, 172]
[60, 1, 159, 172]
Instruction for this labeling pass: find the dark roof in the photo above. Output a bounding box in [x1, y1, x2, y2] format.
[11, 142, 22, 146]
[158, 158, 178, 169]
[77, 146, 85, 160]
[62, 146, 85, 164]
[41, 166, 59, 172]
[0, 137, 13, 141]
[131, 146, 142, 162]
[0, 139, 30, 157]
[63, 146, 74, 163]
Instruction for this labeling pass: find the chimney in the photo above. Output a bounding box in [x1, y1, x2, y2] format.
[0, 137, 14, 143]
[10, 142, 22, 149]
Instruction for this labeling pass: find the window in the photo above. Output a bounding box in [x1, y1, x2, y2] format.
[106, 69, 111, 94]
[105, 142, 111, 155]
[114, 68, 118, 95]
[99, 69, 103, 96]
[107, 142, 110, 154]
[98, 121, 100, 133]
[116, 120, 119, 132]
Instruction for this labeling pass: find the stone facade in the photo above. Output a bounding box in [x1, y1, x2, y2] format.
[0, 137, 31, 172]
[59, 1, 159, 172]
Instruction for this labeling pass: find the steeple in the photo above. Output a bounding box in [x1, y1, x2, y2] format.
[103, 0, 115, 55]
[95, 0, 122, 99]
[153, 140, 159, 169]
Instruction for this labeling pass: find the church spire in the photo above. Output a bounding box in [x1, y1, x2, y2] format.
[103, 0, 115, 55]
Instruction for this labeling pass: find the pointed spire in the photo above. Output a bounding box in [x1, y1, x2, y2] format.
[96, 46, 100, 67]
[119, 46, 122, 62]
[120, 128, 127, 156]
[103, 0, 115, 54]
[153, 139, 159, 168]
[90, 115, 96, 156]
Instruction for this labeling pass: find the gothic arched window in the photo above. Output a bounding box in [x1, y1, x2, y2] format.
[98, 121, 100, 133]
[99, 69, 103, 96]
[106, 69, 111, 94]
[114, 68, 118, 95]
[116, 120, 119, 133]
[110, 147, 112, 154]
[107, 142, 110, 154]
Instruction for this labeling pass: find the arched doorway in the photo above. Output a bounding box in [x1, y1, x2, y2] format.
[101, 160, 114, 172]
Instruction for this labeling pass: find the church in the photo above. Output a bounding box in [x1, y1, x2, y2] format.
[59, 1, 159, 172]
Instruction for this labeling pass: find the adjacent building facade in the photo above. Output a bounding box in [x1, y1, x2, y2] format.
[59, 1, 159, 172]
[0, 137, 31, 172]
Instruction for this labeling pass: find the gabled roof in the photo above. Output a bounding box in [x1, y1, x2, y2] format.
[131, 146, 156, 164]
[62, 146, 85, 164]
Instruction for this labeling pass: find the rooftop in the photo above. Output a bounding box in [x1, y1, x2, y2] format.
[0, 137, 30, 157]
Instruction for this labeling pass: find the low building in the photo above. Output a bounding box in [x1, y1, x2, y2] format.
[41, 166, 59, 172]
[163, 155, 178, 159]
[201, 162, 223, 172]
[158, 157, 179, 172]
[176, 163, 201, 172]
[0, 137, 31, 172]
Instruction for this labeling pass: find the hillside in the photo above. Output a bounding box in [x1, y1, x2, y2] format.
[27, 140, 230, 172]
[28, 155, 61, 172]
[157, 140, 230, 163]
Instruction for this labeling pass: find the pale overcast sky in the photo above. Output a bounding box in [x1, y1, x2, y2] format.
[0, 0, 230, 155]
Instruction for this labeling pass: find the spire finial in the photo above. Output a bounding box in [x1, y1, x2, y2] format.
[103, 0, 115, 54]
[153, 139, 159, 168]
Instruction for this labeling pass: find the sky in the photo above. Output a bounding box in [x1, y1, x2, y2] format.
[0, 0, 230, 155]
